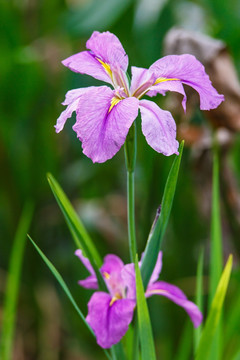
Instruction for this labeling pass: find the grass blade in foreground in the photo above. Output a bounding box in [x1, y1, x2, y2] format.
[208, 140, 223, 359]
[194, 249, 204, 351]
[141, 141, 184, 288]
[0, 202, 33, 360]
[195, 254, 232, 360]
[28, 236, 112, 360]
[135, 255, 156, 360]
[47, 173, 106, 291]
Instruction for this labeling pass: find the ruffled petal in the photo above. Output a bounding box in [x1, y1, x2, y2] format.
[86, 292, 135, 348]
[147, 81, 187, 112]
[146, 281, 203, 327]
[139, 100, 179, 156]
[73, 86, 139, 163]
[75, 249, 98, 290]
[62, 51, 112, 84]
[149, 54, 224, 110]
[55, 87, 92, 133]
[86, 31, 128, 72]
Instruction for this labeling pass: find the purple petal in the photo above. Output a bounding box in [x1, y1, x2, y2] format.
[130, 66, 155, 97]
[149, 54, 224, 110]
[86, 292, 135, 348]
[149, 251, 163, 284]
[146, 281, 203, 327]
[75, 249, 98, 290]
[86, 31, 128, 72]
[55, 87, 92, 133]
[101, 254, 124, 276]
[121, 263, 136, 299]
[62, 51, 112, 84]
[147, 81, 187, 112]
[139, 100, 179, 156]
[73, 86, 139, 163]
[101, 255, 125, 297]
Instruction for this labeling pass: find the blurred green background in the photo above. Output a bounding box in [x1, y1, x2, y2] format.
[1, 0, 240, 359]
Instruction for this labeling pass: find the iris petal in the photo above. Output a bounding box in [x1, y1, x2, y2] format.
[146, 281, 203, 328]
[149, 54, 224, 110]
[73, 86, 139, 163]
[86, 292, 135, 348]
[139, 100, 179, 156]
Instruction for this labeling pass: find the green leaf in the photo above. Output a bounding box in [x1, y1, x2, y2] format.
[194, 249, 204, 351]
[209, 140, 223, 359]
[195, 254, 233, 360]
[47, 173, 106, 291]
[174, 322, 192, 360]
[28, 236, 112, 360]
[135, 255, 156, 360]
[141, 141, 184, 288]
[0, 202, 34, 360]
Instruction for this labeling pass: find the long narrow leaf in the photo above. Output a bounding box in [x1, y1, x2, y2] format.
[209, 140, 223, 359]
[0, 202, 33, 360]
[47, 173, 106, 291]
[141, 141, 184, 288]
[135, 255, 156, 360]
[195, 255, 232, 360]
[28, 236, 112, 360]
[194, 249, 204, 351]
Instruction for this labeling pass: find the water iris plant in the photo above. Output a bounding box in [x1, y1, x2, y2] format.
[76, 249, 202, 348]
[28, 30, 230, 360]
[56, 31, 224, 163]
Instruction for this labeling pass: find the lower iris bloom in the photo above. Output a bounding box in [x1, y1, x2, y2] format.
[75, 250, 202, 348]
[56, 31, 224, 163]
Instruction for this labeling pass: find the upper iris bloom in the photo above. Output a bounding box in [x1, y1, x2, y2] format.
[56, 31, 224, 163]
[75, 249, 202, 348]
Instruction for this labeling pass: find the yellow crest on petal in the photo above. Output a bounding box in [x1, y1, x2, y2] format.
[109, 97, 121, 113]
[97, 58, 113, 79]
[154, 77, 179, 85]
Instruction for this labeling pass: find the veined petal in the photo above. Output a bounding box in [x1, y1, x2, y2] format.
[75, 249, 98, 289]
[55, 87, 93, 133]
[86, 292, 135, 348]
[73, 86, 139, 163]
[86, 31, 128, 72]
[147, 81, 187, 112]
[130, 66, 155, 98]
[146, 281, 203, 328]
[149, 54, 224, 110]
[139, 100, 179, 156]
[62, 51, 113, 84]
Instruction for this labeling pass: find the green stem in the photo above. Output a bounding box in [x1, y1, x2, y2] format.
[124, 122, 137, 262]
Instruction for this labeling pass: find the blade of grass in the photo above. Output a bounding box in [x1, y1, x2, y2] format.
[195, 255, 232, 360]
[194, 249, 204, 351]
[28, 236, 111, 360]
[174, 321, 192, 360]
[209, 139, 223, 359]
[47, 173, 106, 291]
[135, 255, 156, 360]
[0, 202, 34, 360]
[141, 141, 184, 288]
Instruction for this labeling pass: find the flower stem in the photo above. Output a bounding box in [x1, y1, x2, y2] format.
[124, 122, 137, 262]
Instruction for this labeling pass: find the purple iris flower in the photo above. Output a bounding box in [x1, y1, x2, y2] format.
[56, 31, 224, 163]
[75, 249, 202, 348]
